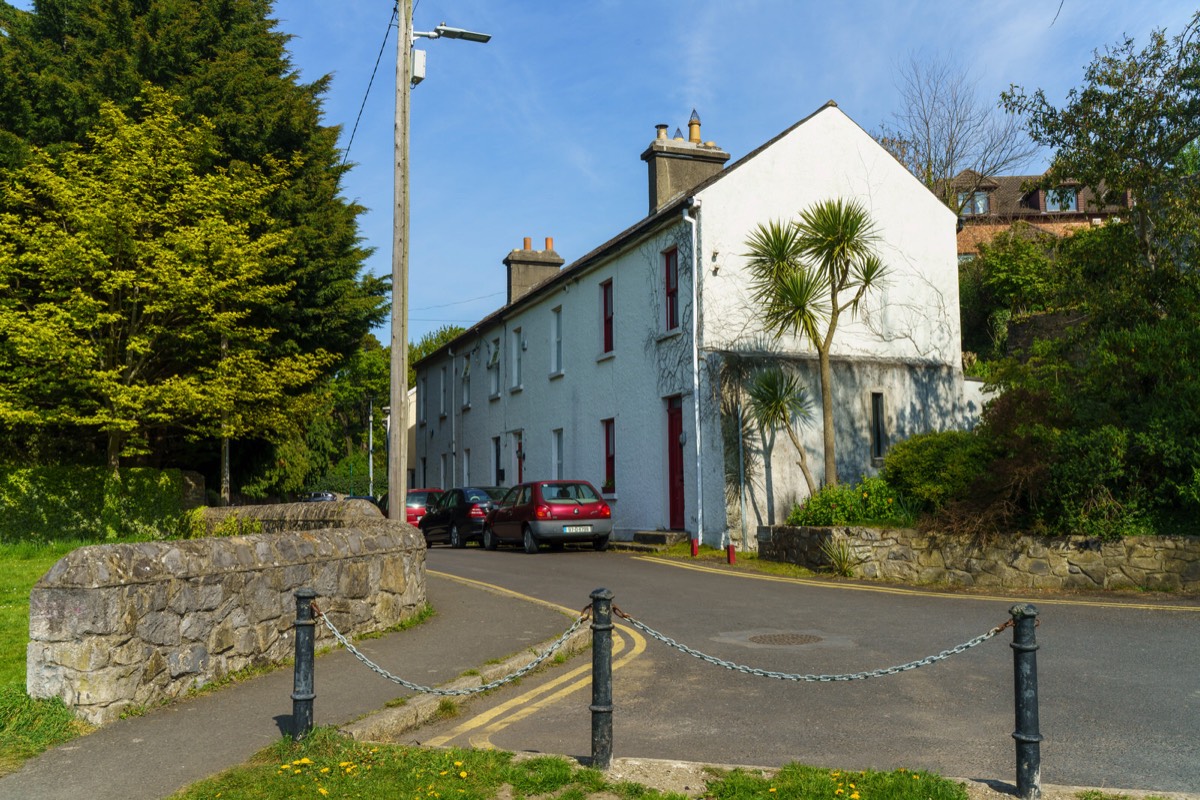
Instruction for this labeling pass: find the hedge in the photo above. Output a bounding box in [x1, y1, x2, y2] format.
[0, 467, 187, 543]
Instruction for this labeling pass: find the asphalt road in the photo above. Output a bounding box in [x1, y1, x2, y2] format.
[413, 547, 1200, 793]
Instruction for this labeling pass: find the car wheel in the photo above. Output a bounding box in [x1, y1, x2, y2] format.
[593, 535, 609, 552]
[483, 526, 497, 551]
[523, 526, 539, 555]
[450, 524, 465, 549]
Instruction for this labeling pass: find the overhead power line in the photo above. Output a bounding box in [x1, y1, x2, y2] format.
[340, 2, 399, 168]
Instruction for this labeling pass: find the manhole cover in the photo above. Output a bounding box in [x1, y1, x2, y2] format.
[748, 633, 822, 646]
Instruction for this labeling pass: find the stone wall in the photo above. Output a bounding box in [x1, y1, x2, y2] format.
[203, 499, 383, 535]
[27, 522, 425, 725]
[757, 525, 1200, 592]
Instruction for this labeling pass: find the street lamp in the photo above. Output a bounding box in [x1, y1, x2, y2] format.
[388, 3, 490, 520]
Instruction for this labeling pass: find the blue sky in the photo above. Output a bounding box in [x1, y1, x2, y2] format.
[11, 1, 1198, 342]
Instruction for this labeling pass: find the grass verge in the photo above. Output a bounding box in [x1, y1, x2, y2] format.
[169, 726, 970, 800]
[657, 543, 819, 580]
[0, 540, 99, 775]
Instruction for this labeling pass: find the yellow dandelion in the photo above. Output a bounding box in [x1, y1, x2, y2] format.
[913, 775, 920, 780]
[319, 790, 329, 797]
[293, 770, 302, 775]
[459, 771, 468, 779]
[440, 771, 448, 776]
[849, 784, 856, 789]
[298, 758, 313, 765]
[340, 762, 353, 768]
[851, 793, 860, 799]
[320, 767, 330, 774]
[836, 790, 844, 795]
[769, 789, 777, 793]
[454, 761, 463, 767]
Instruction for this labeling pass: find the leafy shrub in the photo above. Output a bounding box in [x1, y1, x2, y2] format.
[1041, 426, 1155, 539]
[787, 476, 913, 527]
[0, 467, 187, 544]
[881, 430, 994, 512]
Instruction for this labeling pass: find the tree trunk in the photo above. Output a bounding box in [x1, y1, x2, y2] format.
[784, 424, 818, 498]
[221, 437, 231, 506]
[817, 346, 837, 486]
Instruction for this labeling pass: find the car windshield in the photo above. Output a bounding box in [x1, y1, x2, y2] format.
[540, 483, 600, 502]
[465, 487, 505, 503]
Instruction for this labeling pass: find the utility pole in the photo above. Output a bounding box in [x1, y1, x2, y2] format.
[388, 0, 413, 520]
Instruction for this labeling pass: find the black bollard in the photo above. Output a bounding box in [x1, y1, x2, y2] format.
[590, 588, 615, 769]
[1009, 603, 1042, 800]
[292, 588, 317, 740]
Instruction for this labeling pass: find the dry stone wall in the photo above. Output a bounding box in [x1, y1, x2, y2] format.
[27, 522, 425, 725]
[758, 526, 1200, 592]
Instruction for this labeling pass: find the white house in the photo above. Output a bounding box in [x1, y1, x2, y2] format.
[413, 102, 972, 547]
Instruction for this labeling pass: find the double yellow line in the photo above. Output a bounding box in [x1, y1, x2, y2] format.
[425, 571, 647, 749]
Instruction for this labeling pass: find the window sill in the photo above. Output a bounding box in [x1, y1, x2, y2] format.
[461, 403, 471, 413]
[596, 351, 616, 364]
[489, 392, 501, 402]
[548, 370, 564, 381]
[439, 413, 447, 421]
[656, 328, 683, 343]
[509, 385, 523, 395]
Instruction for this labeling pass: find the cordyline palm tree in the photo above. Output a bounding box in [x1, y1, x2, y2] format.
[745, 366, 817, 498]
[743, 199, 889, 487]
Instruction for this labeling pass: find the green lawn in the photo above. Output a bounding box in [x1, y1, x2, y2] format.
[0, 540, 96, 774]
[171, 726, 970, 800]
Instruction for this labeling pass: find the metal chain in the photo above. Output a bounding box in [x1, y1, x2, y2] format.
[313, 602, 591, 696]
[613, 607, 1014, 682]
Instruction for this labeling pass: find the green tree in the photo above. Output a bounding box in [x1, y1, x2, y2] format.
[0, 88, 331, 471]
[743, 199, 889, 486]
[1002, 11, 1200, 273]
[744, 366, 817, 497]
[0, 0, 388, 369]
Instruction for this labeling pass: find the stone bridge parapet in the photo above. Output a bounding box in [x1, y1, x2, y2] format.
[27, 521, 424, 725]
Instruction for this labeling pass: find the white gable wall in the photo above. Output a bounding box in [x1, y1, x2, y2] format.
[688, 105, 967, 538]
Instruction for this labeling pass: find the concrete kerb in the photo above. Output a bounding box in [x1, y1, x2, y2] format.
[340, 621, 592, 741]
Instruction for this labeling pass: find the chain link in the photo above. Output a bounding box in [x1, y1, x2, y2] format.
[313, 604, 590, 696]
[613, 608, 1012, 682]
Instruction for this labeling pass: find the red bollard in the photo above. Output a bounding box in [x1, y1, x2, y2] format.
[690, 538, 699, 557]
[727, 544, 736, 564]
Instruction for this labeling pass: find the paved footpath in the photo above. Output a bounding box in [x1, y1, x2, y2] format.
[0, 574, 574, 800]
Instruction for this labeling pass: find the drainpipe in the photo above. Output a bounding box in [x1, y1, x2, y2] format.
[682, 199, 703, 555]
[449, 347, 456, 484]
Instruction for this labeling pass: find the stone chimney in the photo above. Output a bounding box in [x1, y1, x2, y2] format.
[504, 237, 565, 304]
[640, 109, 731, 214]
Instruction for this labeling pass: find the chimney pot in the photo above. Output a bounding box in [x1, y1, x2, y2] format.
[523, 237, 532, 251]
[545, 237, 554, 251]
[655, 124, 669, 140]
[688, 109, 701, 144]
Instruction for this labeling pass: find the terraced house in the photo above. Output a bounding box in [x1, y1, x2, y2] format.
[413, 102, 976, 547]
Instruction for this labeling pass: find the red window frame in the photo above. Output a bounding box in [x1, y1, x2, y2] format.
[601, 279, 614, 353]
[664, 248, 679, 330]
[602, 418, 615, 491]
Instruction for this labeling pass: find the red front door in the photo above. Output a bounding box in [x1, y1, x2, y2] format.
[667, 396, 685, 530]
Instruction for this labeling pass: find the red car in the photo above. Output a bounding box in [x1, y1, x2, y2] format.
[404, 488, 444, 527]
[483, 480, 612, 554]
[378, 489, 444, 526]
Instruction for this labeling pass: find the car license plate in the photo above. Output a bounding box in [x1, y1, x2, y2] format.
[562, 524, 591, 534]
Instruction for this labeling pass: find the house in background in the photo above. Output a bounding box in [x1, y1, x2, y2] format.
[413, 102, 972, 548]
[953, 170, 1133, 259]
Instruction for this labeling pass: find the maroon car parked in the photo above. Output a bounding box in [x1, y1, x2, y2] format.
[483, 480, 612, 553]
